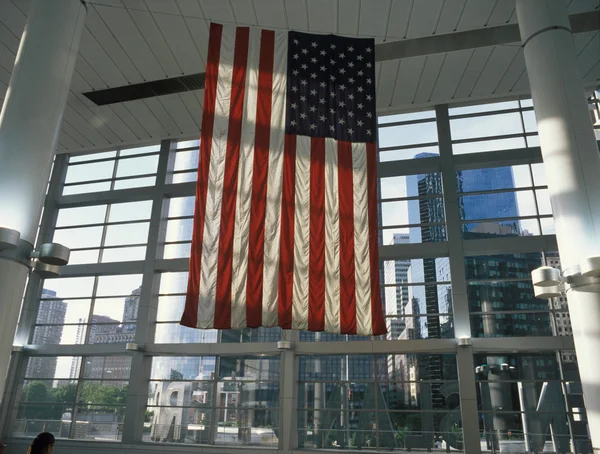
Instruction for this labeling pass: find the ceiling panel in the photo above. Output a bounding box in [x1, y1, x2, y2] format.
[435, 0, 467, 35]
[179, 91, 203, 131]
[385, 0, 414, 40]
[145, 97, 179, 136]
[284, 0, 309, 31]
[128, 9, 185, 77]
[0, 22, 20, 53]
[0, 1, 26, 39]
[471, 45, 520, 97]
[62, 104, 111, 147]
[85, 7, 144, 83]
[228, 0, 256, 25]
[177, 0, 204, 18]
[201, 0, 237, 22]
[65, 91, 122, 144]
[390, 56, 426, 106]
[406, 0, 444, 39]
[307, 0, 337, 33]
[376, 60, 400, 108]
[456, 0, 497, 31]
[1, 0, 600, 153]
[338, 0, 360, 36]
[158, 94, 198, 134]
[568, 0, 600, 14]
[94, 4, 164, 82]
[0, 41, 17, 76]
[110, 103, 152, 140]
[124, 100, 170, 139]
[60, 119, 94, 149]
[578, 31, 600, 76]
[453, 46, 494, 99]
[151, 13, 204, 75]
[254, 0, 287, 29]
[358, 0, 390, 39]
[429, 49, 474, 102]
[487, 0, 515, 26]
[78, 31, 129, 87]
[494, 48, 526, 94]
[414, 53, 446, 104]
[144, 0, 181, 15]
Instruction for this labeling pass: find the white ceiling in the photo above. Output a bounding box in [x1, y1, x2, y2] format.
[0, 0, 599, 153]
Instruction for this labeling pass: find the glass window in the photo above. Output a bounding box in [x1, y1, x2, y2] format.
[449, 101, 519, 116]
[116, 155, 159, 178]
[450, 112, 524, 141]
[65, 161, 115, 184]
[378, 121, 438, 148]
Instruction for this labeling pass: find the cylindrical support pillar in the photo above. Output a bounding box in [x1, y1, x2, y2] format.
[0, 0, 86, 399]
[516, 1, 600, 451]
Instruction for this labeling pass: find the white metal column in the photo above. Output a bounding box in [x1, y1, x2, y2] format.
[436, 105, 482, 454]
[121, 139, 175, 443]
[516, 0, 600, 451]
[0, 0, 86, 399]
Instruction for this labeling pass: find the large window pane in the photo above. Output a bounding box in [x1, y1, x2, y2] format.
[378, 122, 438, 148]
[450, 112, 523, 140]
[116, 155, 159, 177]
[65, 161, 115, 184]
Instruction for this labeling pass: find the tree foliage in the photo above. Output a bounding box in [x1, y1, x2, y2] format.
[20, 381, 128, 420]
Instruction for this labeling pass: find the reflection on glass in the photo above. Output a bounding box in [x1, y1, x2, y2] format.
[466, 253, 553, 338]
[116, 155, 159, 177]
[69, 151, 117, 163]
[450, 112, 523, 141]
[298, 354, 460, 450]
[63, 181, 112, 196]
[378, 146, 440, 162]
[65, 161, 115, 184]
[113, 176, 157, 190]
[56, 205, 107, 227]
[449, 101, 519, 116]
[145, 356, 280, 446]
[378, 110, 435, 124]
[474, 353, 591, 453]
[53, 226, 104, 249]
[108, 200, 153, 222]
[452, 137, 526, 154]
[378, 122, 438, 148]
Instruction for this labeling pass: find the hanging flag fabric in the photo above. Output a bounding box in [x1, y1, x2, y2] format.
[180, 23, 387, 336]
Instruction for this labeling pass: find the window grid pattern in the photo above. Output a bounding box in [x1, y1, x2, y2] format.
[4, 101, 599, 452]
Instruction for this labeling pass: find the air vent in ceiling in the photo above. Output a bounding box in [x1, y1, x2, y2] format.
[83, 73, 206, 106]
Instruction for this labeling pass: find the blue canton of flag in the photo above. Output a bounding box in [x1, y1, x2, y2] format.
[285, 31, 376, 143]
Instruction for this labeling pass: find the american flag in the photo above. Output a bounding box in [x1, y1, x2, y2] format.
[181, 23, 386, 336]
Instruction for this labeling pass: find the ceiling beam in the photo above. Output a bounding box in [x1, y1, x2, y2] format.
[83, 11, 599, 106]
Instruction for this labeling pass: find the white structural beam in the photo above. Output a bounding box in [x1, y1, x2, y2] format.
[0, 0, 86, 402]
[516, 0, 600, 451]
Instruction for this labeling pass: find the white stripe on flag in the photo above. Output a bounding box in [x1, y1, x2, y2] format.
[262, 31, 288, 327]
[230, 27, 261, 329]
[198, 26, 236, 329]
[292, 135, 311, 330]
[324, 138, 341, 334]
[352, 141, 373, 336]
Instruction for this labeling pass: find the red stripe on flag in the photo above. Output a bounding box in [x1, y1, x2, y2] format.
[366, 141, 386, 336]
[215, 27, 250, 329]
[308, 137, 326, 331]
[278, 134, 297, 329]
[337, 140, 357, 335]
[246, 30, 275, 328]
[182, 23, 222, 328]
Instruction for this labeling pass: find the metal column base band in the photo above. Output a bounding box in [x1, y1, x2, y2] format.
[0, 240, 34, 267]
[522, 25, 572, 47]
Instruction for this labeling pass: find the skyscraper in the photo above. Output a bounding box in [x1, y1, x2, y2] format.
[26, 289, 66, 381]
